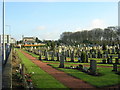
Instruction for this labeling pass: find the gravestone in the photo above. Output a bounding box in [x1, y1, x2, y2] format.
[88, 53, 91, 58]
[108, 49, 110, 54]
[59, 54, 64, 68]
[70, 51, 74, 62]
[39, 53, 42, 60]
[97, 51, 101, 58]
[45, 51, 48, 60]
[56, 52, 60, 61]
[118, 53, 120, 59]
[112, 48, 115, 54]
[107, 58, 110, 64]
[115, 58, 119, 64]
[51, 52, 54, 61]
[102, 59, 106, 64]
[112, 64, 118, 72]
[115, 47, 119, 54]
[92, 53, 96, 58]
[86, 54, 89, 63]
[109, 56, 113, 64]
[90, 60, 97, 74]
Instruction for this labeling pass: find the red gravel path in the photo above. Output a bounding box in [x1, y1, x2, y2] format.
[19, 50, 119, 89]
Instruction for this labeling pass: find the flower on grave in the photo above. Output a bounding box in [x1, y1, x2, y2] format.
[25, 73, 31, 78]
[27, 79, 32, 82]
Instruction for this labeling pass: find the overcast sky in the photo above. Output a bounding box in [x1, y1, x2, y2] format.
[0, 1, 118, 40]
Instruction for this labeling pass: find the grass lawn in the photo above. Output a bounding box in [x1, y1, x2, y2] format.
[48, 64, 120, 88]
[17, 49, 67, 88]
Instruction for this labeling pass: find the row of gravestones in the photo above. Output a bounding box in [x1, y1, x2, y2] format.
[25, 45, 120, 57]
[25, 48, 120, 64]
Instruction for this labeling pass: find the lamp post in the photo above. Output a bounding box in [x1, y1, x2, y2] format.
[3, 0, 5, 63]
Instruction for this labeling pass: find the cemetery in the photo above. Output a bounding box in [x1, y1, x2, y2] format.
[11, 44, 120, 89]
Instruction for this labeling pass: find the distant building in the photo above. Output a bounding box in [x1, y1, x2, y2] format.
[22, 37, 36, 44]
[0, 35, 16, 44]
[11, 38, 16, 44]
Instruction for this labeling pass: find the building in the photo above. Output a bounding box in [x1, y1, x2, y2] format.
[22, 37, 36, 44]
[0, 35, 16, 44]
[11, 38, 16, 44]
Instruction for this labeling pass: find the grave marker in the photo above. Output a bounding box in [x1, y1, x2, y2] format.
[59, 54, 64, 68]
[90, 60, 97, 74]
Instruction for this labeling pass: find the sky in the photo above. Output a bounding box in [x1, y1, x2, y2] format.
[0, 1, 118, 41]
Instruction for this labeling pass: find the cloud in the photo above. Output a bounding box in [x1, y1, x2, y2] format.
[40, 31, 60, 40]
[81, 19, 106, 30]
[90, 19, 105, 29]
[35, 26, 46, 31]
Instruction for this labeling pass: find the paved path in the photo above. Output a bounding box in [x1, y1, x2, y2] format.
[20, 50, 95, 89]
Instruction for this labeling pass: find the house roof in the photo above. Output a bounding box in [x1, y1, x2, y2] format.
[23, 37, 35, 39]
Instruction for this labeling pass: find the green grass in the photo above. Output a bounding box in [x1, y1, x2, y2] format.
[16, 49, 67, 88]
[48, 64, 120, 88]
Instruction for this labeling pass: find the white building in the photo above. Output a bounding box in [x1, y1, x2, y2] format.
[0, 35, 16, 44]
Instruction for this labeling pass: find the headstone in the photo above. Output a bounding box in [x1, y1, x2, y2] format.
[70, 51, 74, 62]
[86, 54, 89, 63]
[78, 56, 81, 63]
[45, 51, 48, 60]
[118, 53, 120, 59]
[108, 49, 110, 54]
[107, 58, 110, 64]
[92, 53, 96, 58]
[88, 53, 91, 58]
[51, 52, 54, 61]
[109, 56, 113, 64]
[112, 48, 115, 54]
[102, 59, 106, 64]
[59, 54, 64, 68]
[39, 53, 42, 60]
[112, 64, 118, 72]
[90, 60, 97, 74]
[115, 58, 119, 64]
[56, 52, 60, 61]
[97, 51, 101, 58]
